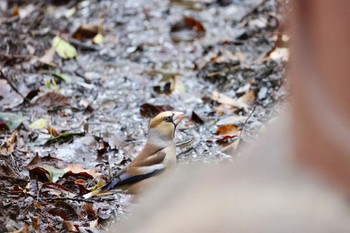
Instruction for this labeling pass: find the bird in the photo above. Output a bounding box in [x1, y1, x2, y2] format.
[84, 111, 186, 198]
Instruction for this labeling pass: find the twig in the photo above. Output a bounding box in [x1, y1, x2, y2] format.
[240, 106, 256, 139]
[40, 196, 94, 203]
[0, 52, 34, 60]
[0, 70, 29, 103]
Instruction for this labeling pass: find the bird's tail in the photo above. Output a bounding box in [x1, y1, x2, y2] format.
[83, 175, 123, 199]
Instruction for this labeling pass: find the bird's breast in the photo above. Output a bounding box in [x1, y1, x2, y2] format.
[161, 143, 177, 169]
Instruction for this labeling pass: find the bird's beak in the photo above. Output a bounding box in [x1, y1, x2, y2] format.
[173, 112, 186, 125]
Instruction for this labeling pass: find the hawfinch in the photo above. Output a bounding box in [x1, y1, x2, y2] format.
[84, 111, 186, 198]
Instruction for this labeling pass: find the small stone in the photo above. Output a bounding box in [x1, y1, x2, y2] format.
[258, 87, 268, 100]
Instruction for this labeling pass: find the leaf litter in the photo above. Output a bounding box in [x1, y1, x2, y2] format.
[0, 0, 288, 231]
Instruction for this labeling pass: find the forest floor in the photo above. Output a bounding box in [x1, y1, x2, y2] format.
[0, 0, 288, 232]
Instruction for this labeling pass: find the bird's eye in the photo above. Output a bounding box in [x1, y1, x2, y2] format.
[163, 116, 173, 122]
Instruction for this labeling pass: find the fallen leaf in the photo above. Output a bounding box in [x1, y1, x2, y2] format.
[0, 131, 17, 155]
[207, 135, 239, 145]
[172, 76, 185, 93]
[12, 225, 29, 233]
[261, 33, 289, 62]
[215, 135, 239, 144]
[31, 91, 70, 109]
[0, 162, 18, 177]
[64, 164, 100, 178]
[92, 33, 103, 45]
[18, 4, 34, 19]
[211, 90, 255, 111]
[211, 91, 245, 108]
[170, 17, 206, 42]
[0, 120, 10, 131]
[79, 99, 94, 112]
[81, 203, 98, 220]
[52, 36, 77, 59]
[50, 72, 72, 83]
[29, 118, 48, 129]
[39, 47, 56, 66]
[57, 178, 86, 194]
[64, 6, 76, 18]
[24, 89, 40, 101]
[0, 113, 27, 131]
[140, 103, 174, 118]
[63, 221, 78, 232]
[25, 154, 69, 170]
[43, 165, 65, 182]
[216, 115, 248, 125]
[238, 90, 256, 106]
[72, 25, 98, 40]
[28, 167, 50, 182]
[89, 219, 99, 228]
[0, 80, 24, 109]
[25, 154, 42, 169]
[41, 182, 70, 194]
[48, 201, 78, 221]
[153, 82, 171, 95]
[191, 111, 205, 124]
[12, 4, 19, 17]
[31, 217, 39, 232]
[44, 131, 85, 145]
[216, 124, 240, 136]
[97, 139, 107, 156]
[268, 47, 289, 61]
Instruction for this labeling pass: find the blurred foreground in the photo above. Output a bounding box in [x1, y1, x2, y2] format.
[115, 1, 350, 232]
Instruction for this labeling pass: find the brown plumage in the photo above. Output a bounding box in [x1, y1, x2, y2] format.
[84, 111, 185, 198]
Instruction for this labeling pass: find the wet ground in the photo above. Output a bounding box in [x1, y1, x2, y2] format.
[0, 0, 288, 232]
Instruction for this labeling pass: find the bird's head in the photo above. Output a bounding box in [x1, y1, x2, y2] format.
[147, 111, 186, 145]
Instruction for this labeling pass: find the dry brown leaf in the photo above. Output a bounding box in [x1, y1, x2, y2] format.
[12, 225, 29, 233]
[48, 201, 78, 221]
[211, 91, 252, 110]
[31, 91, 70, 108]
[64, 164, 100, 178]
[0, 130, 17, 155]
[72, 24, 98, 40]
[0, 162, 18, 177]
[261, 33, 289, 63]
[12, 4, 20, 17]
[39, 47, 56, 67]
[63, 221, 78, 232]
[25, 154, 68, 170]
[237, 90, 256, 107]
[31, 217, 39, 232]
[81, 203, 98, 220]
[140, 103, 173, 118]
[216, 124, 240, 136]
[170, 16, 206, 42]
[89, 219, 99, 228]
[211, 91, 238, 106]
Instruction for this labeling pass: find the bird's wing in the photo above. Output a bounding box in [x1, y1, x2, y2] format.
[103, 149, 167, 191]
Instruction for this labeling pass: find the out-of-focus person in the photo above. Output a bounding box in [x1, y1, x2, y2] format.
[111, 1, 350, 232]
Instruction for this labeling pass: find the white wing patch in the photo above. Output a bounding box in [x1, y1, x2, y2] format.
[137, 164, 165, 175]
